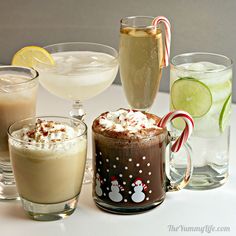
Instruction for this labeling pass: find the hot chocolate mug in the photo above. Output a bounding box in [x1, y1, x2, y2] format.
[92, 109, 194, 214]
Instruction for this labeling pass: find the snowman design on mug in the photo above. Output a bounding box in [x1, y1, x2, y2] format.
[95, 173, 103, 197]
[131, 178, 147, 203]
[108, 176, 124, 202]
[97, 172, 148, 204]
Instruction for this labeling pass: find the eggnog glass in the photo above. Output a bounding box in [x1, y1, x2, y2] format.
[0, 66, 38, 200]
[8, 116, 87, 221]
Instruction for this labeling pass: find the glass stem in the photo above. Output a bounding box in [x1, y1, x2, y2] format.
[70, 100, 86, 121]
[0, 162, 15, 185]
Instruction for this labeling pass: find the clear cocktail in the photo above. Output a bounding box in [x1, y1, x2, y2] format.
[39, 50, 118, 102]
[170, 53, 232, 189]
[36, 42, 119, 183]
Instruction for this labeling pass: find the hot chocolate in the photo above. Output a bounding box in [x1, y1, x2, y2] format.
[92, 109, 168, 213]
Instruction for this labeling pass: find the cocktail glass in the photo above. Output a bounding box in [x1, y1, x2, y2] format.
[36, 42, 119, 183]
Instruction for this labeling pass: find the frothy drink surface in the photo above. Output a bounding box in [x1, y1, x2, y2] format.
[92, 109, 168, 211]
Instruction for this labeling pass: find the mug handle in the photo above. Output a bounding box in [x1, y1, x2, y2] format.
[157, 110, 194, 191]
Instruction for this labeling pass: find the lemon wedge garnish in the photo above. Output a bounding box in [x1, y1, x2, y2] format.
[12, 46, 55, 68]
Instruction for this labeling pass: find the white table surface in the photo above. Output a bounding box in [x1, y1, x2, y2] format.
[0, 84, 235, 236]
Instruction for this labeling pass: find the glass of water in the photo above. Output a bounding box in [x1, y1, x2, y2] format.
[169, 52, 232, 190]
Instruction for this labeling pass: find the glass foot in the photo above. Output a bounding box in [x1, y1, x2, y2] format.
[185, 166, 228, 190]
[0, 161, 18, 200]
[21, 195, 79, 221]
[0, 182, 19, 200]
[83, 159, 93, 184]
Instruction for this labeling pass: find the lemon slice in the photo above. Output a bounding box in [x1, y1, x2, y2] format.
[12, 46, 55, 68]
[219, 94, 231, 132]
[171, 77, 212, 118]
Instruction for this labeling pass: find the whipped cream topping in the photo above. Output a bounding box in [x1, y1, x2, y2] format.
[13, 119, 79, 144]
[99, 109, 161, 133]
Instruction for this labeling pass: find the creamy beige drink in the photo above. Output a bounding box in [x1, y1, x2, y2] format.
[119, 26, 163, 110]
[0, 73, 37, 162]
[8, 118, 87, 204]
[0, 66, 38, 200]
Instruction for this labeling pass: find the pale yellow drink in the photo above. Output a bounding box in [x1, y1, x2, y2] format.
[119, 27, 163, 110]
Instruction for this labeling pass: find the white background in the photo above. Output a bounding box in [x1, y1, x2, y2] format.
[0, 85, 235, 236]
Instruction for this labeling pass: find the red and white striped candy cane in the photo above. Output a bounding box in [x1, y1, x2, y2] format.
[158, 111, 194, 153]
[152, 16, 171, 67]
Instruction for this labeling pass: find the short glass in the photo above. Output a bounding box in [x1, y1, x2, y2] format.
[8, 116, 87, 221]
[92, 113, 192, 214]
[170, 52, 233, 189]
[0, 66, 38, 200]
[119, 16, 169, 111]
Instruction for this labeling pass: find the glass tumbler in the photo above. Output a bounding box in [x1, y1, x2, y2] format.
[170, 52, 232, 189]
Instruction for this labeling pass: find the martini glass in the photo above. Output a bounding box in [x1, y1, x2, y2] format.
[36, 42, 119, 183]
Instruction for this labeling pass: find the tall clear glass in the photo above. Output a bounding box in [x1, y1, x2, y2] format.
[119, 16, 166, 111]
[170, 52, 232, 190]
[35, 42, 119, 183]
[0, 66, 38, 200]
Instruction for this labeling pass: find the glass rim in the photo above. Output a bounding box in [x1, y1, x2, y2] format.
[120, 15, 159, 29]
[8, 116, 87, 145]
[0, 65, 39, 87]
[44, 41, 119, 58]
[171, 52, 233, 73]
[92, 127, 168, 141]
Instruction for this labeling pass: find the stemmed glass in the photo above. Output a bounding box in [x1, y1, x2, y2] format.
[119, 16, 171, 111]
[36, 42, 119, 183]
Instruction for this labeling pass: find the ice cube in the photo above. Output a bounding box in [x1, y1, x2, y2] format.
[65, 55, 78, 64]
[129, 30, 148, 37]
[200, 61, 226, 71]
[56, 64, 73, 75]
[188, 62, 206, 71]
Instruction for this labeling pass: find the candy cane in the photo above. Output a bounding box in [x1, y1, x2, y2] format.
[152, 16, 171, 67]
[158, 111, 194, 152]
